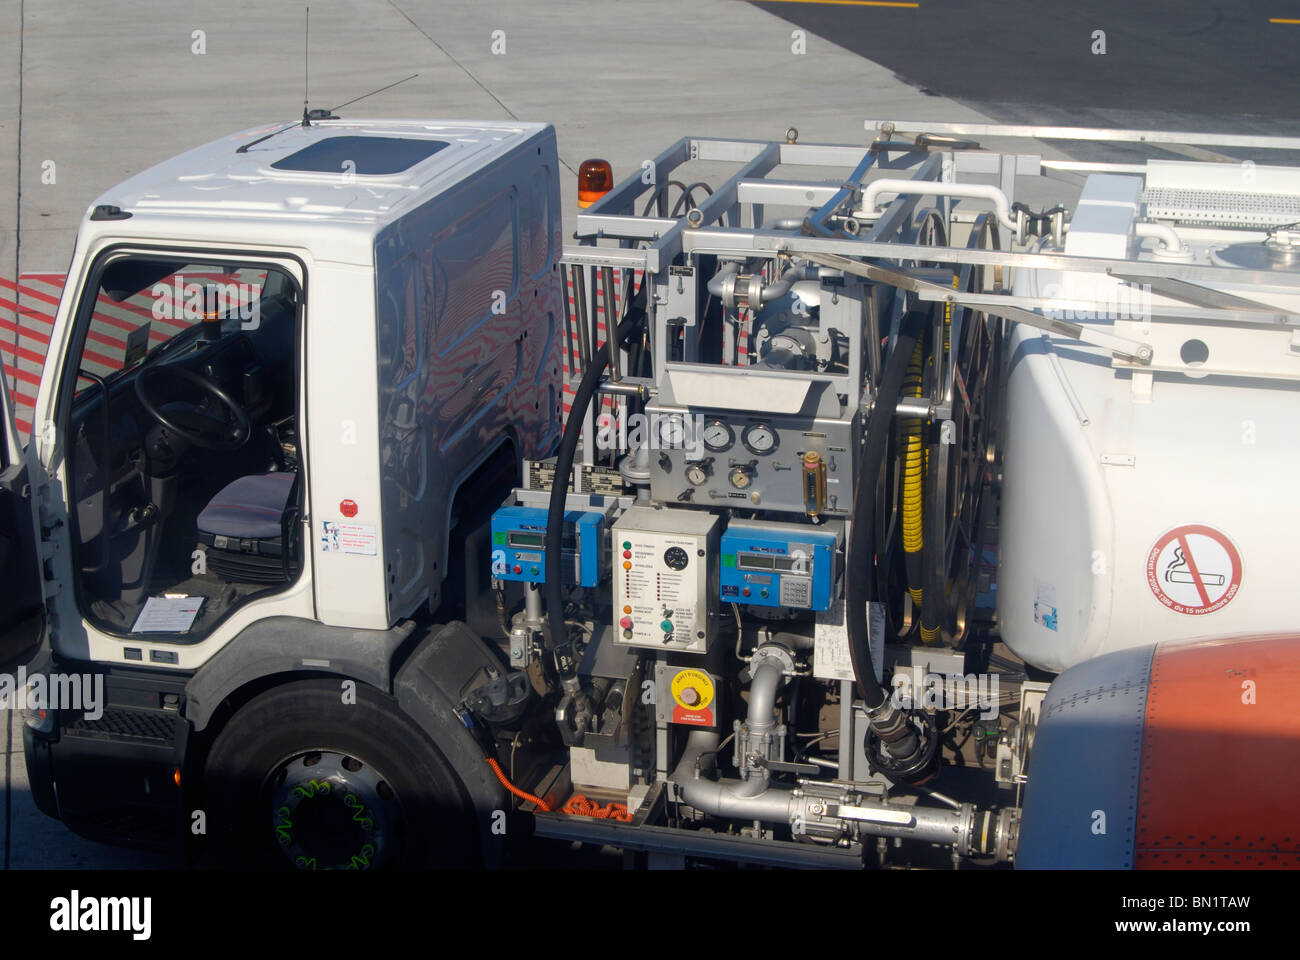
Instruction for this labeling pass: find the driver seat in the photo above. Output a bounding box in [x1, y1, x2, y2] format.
[196, 471, 300, 584]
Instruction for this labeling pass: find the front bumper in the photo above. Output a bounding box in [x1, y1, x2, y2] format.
[22, 651, 192, 852]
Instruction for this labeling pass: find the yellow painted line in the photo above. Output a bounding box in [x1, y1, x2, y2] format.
[750, 0, 919, 8]
[1270, 18, 1300, 23]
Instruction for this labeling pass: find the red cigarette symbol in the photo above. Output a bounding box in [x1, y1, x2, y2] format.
[1165, 544, 1226, 603]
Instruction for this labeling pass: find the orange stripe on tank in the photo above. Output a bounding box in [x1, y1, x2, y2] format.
[1135, 634, 1300, 868]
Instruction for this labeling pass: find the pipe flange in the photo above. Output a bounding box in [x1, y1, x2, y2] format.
[716, 270, 739, 309]
[748, 643, 796, 678]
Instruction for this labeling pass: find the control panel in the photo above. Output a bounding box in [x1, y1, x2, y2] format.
[645, 384, 856, 517]
[612, 506, 719, 654]
[491, 505, 607, 587]
[720, 519, 841, 611]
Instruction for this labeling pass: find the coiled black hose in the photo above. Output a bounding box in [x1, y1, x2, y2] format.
[846, 307, 927, 709]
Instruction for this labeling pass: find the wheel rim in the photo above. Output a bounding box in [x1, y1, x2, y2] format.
[266, 750, 404, 870]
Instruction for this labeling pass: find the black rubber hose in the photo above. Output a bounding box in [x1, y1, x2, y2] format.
[846, 307, 927, 708]
[545, 307, 646, 678]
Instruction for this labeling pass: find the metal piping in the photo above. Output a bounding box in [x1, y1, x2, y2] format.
[672, 643, 792, 812]
[523, 582, 544, 632]
[705, 261, 819, 308]
[745, 653, 784, 739]
[705, 261, 739, 290]
[808, 147, 877, 235]
[670, 727, 1002, 855]
[1134, 221, 1188, 255]
[861, 180, 1016, 234]
[672, 729, 799, 821]
[667, 650, 1012, 860]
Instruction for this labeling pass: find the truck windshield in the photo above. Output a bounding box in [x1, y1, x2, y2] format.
[75, 260, 279, 397]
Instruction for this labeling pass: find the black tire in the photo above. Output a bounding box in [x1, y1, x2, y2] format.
[199, 679, 479, 869]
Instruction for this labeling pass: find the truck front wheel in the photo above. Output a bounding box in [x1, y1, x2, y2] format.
[200, 679, 478, 869]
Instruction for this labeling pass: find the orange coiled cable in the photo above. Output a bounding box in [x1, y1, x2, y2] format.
[561, 793, 633, 822]
[485, 757, 552, 812]
[484, 758, 631, 820]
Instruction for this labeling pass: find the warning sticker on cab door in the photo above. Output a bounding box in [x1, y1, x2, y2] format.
[320, 520, 377, 556]
[1146, 523, 1242, 615]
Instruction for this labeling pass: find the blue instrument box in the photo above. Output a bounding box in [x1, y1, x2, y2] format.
[491, 505, 606, 587]
[719, 520, 840, 611]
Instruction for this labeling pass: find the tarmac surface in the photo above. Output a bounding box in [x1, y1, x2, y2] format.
[751, 0, 1300, 125]
[2, 0, 1297, 870]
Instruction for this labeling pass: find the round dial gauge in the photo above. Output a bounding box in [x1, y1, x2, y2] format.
[729, 466, 753, 489]
[685, 463, 710, 486]
[741, 423, 778, 455]
[663, 546, 689, 570]
[702, 419, 734, 453]
[658, 413, 686, 448]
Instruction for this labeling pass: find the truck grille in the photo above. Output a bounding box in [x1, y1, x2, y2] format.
[65, 707, 176, 743]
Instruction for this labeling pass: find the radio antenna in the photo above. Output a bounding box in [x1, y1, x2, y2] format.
[301, 7, 311, 126]
[331, 74, 419, 113]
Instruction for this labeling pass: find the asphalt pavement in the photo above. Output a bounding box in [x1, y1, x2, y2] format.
[750, 0, 1300, 127]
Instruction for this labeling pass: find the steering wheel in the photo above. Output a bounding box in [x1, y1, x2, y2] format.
[134, 365, 252, 452]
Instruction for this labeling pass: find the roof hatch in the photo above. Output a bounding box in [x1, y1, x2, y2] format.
[270, 135, 449, 175]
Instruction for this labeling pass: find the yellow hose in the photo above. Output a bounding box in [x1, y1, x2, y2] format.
[918, 287, 956, 646]
[901, 340, 925, 607]
[903, 284, 953, 644]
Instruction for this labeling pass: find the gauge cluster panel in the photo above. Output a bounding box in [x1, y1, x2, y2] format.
[645, 402, 857, 516]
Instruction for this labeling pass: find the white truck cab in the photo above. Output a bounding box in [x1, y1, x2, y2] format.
[1, 118, 563, 860]
[4, 118, 561, 666]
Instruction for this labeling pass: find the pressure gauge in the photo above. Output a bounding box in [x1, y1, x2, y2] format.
[741, 423, 778, 456]
[658, 413, 686, 448]
[729, 466, 753, 489]
[702, 419, 734, 453]
[663, 546, 689, 571]
[685, 462, 711, 486]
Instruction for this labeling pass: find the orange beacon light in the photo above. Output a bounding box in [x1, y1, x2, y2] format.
[577, 159, 613, 209]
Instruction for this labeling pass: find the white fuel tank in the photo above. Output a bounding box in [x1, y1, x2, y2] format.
[997, 166, 1300, 672]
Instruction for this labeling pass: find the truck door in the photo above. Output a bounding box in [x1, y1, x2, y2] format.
[0, 363, 44, 666]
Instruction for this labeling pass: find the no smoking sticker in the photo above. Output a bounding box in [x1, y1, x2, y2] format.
[1146, 523, 1242, 615]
